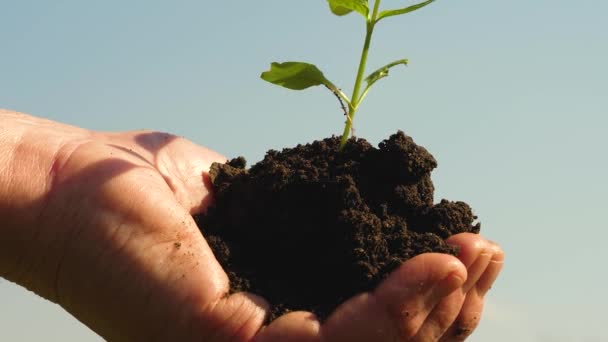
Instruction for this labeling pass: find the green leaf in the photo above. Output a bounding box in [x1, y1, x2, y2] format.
[377, 0, 435, 22]
[261, 62, 338, 91]
[364, 59, 409, 88]
[327, 0, 369, 17]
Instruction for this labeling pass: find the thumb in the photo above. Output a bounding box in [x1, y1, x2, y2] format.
[101, 130, 227, 214]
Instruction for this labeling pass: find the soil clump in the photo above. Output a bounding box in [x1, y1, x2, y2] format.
[196, 131, 480, 320]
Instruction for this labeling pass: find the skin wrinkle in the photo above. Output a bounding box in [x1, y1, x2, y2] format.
[145, 135, 223, 214]
[224, 298, 260, 342]
[132, 132, 179, 188]
[243, 295, 273, 341]
[49, 146, 152, 312]
[1, 128, 29, 280]
[140, 226, 203, 269]
[128, 132, 214, 213]
[192, 295, 227, 342]
[198, 299, 236, 342]
[223, 296, 266, 342]
[49, 140, 108, 305]
[106, 144, 156, 168]
[93, 217, 134, 291]
[209, 296, 251, 342]
[8, 131, 91, 293]
[157, 151, 179, 195]
[0, 124, 19, 201]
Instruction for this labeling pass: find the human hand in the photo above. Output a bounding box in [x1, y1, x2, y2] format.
[1, 112, 503, 341]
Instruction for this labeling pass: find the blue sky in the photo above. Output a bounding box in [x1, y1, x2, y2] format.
[1, 1, 607, 340]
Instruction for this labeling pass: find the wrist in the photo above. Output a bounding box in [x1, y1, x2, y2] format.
[0, 110, 91, 290]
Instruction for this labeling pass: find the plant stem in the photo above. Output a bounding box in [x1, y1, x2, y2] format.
[339, 0, 382, 148]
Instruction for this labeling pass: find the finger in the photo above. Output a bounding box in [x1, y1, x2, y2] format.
[476, 241, 504, 296]
[445, 233, 488, 268]
[253, 311, 321, 342]
[411, 284, 466, 341]
[446, 233, 494, 292]
[321, 253, 467, 342]
[200, 292, 269, 342]
[439, 287, 484, 341]
[438, 238, 504, 341]
[440, 243, 504, 341]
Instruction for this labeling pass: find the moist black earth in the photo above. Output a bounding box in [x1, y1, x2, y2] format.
[195, 131, 480, 321]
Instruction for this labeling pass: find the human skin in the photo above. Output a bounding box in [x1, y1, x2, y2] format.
[0, 109, 504, 342]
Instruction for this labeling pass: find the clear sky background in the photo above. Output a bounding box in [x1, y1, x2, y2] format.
[1, 0, 607, 341]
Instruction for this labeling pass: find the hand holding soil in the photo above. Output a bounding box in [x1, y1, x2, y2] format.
[0, 110, 504, 341]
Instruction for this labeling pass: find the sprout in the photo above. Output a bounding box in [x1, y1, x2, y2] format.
[261, 0, 436, 148]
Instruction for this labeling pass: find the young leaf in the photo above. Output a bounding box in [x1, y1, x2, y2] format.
[377, 0, 435, 22]
[364, 59, 408, 89]
[261, 62, 338, 91]
[327, 0, 369, 18]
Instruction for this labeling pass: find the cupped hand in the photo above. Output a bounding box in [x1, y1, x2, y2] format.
[16, 127, 503, 341]
[255, 233, 503, 342]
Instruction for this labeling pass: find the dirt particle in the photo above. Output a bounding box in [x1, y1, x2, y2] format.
[455, 326, 472, 337]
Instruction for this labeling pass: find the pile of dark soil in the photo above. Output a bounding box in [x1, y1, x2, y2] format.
[195, 131, 480, 320]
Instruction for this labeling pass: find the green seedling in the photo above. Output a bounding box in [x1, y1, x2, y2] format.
[261, 0, 435, 148]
